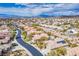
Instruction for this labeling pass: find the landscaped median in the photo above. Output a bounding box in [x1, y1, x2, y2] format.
[21, 31, 30, 42]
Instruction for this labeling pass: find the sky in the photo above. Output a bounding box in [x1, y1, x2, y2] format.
[0, 3, 79, 17]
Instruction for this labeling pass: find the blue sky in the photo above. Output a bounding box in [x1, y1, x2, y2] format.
[0, 3, 79, 17]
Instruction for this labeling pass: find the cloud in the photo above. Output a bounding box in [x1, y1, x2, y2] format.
[0, 3, 79, 17]
[0, 7, 53, 17]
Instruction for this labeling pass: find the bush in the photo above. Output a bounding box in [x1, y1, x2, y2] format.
[38, 36, 48, 41]
[36, 41, 46, 49]
[75, 33, 79, 37]
[36, 27, 43, 31]
[64, 38, 70, 44]
[32, 23, 39, 27]
[28, 32, 36, 38]
[68, 44, 78, 48]
[48, 47, 67, 56]
[47, 32, 52, 36]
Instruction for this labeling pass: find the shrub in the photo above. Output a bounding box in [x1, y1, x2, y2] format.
[68, 44, 78, 48]
[36, 27, 43, 31]
[32, 23, 39, 27]
[48, 47, 67, 56]
[36, 41, 46, 49]
[38, 36, 48, 41]
[47, 32, 52, 36]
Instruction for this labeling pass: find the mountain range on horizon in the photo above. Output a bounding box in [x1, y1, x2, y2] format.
[1, 14, 79, 19]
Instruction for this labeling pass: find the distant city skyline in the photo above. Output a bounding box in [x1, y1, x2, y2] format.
[0, 3, 79, 18]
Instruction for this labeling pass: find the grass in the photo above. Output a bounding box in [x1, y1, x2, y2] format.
[22, 31, 30, 42]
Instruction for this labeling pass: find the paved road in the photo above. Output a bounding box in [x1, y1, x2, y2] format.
[16, 29, 43, 56]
